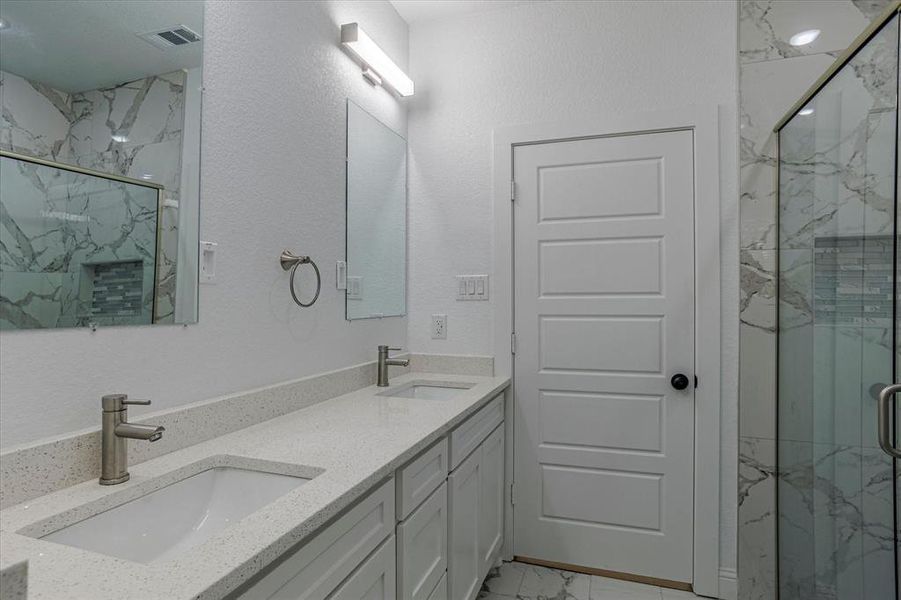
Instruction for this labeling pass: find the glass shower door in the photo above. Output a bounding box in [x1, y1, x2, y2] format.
[777, 13, 899, 600]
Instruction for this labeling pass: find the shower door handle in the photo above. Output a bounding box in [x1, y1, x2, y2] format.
[877, 383, 901, 459]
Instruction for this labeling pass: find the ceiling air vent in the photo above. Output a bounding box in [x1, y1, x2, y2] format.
[138, 25, 201, 50]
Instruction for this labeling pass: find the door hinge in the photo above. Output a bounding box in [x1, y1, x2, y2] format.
[510, 180, 516, 202]
[510, 482, 515, 505]
[511, 332, 516, 355]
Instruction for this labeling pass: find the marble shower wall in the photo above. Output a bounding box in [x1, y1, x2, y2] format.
[0, 156, 160, 328]
[0, 69, 186, 327]
[738, 2, 896, 599]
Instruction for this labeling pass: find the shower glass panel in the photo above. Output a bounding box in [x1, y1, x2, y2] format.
[777, 13, 899, 600]
[0, 155, 162, 328]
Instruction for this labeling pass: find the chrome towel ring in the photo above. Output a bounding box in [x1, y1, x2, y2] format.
[279, 250, 321, 307]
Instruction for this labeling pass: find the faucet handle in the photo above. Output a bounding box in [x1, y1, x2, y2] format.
[123, 399, 151, 406]
[101, 394, 151, 411]
[388, 347, 402, 352]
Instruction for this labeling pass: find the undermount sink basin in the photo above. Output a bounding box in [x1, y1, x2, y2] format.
[40, 466, 312, 563]
[379, 381, 474, 400]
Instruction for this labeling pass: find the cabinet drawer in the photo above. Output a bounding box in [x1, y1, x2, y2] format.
[397, 437, 449, 520]
[427, 573, 447, 600]
[327, 535, 396, 600]
[450, 394, 503, 470]
[398, 481, 448, 600]
[237, 478, 395, 600]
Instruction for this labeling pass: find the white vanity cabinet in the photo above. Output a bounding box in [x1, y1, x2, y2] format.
[235, 478, 396, 600]
[448, 445, 482, 600]
[235, 392, 505, 600]
[327, 536, 397, 600]
[398, 481, 448, 600]
[447, 395, 506, 600]
[478, 424, 505, 577]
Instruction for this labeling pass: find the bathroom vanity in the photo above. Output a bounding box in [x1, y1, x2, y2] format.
[234, 392, 504, 600]
[0, 373, 509, 600]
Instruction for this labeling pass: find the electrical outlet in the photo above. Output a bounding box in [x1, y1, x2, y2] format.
[431, 314, 447, 339]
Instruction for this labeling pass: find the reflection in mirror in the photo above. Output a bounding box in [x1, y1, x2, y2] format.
[345, 100, 406, 320]
[0, 0, 203, 330]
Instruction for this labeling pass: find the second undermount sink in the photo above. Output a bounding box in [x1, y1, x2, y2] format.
[379, 381, 474, 400]
[39, 465, 314, 563]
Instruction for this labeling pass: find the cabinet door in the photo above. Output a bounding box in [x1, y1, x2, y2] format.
[398, 481, 448, 600]
[327, 536, 396, 600]
[237, 478, 394, 600]
[447, 448, 481, 600]
[479, 424, 504, 578]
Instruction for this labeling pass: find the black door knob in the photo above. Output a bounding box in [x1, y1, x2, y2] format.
[671, 373, 690, 390]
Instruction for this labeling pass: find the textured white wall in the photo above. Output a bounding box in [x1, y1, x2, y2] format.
[0, 0, 409, 448]
[405, 0, 739, 574]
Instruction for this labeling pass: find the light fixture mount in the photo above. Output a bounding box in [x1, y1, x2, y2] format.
[340, 22, 414, 97]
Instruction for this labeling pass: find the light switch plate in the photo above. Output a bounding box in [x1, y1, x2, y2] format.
[347, 276, 362, 300]
[336, 261, 347, 290]
[431, 314, 447, 339]
[456, 275, 489, 301]
[200, 241, 217, 284]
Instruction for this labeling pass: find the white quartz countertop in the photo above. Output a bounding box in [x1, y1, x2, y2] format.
[0, 372, 510, 600]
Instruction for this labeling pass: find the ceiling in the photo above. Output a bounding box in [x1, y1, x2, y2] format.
[390, 0, 534, 24]
[0, 1, 203, 93]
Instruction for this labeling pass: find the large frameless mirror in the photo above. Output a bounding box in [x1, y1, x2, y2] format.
[345, 100, 406, 320]
[0, 0, 203, 330]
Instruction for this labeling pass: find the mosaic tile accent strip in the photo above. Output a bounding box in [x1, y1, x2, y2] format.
[89, 261, 146, 321]
[814, 235, 893, 327]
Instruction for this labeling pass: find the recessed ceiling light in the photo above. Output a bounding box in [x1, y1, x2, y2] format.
[798, 107, 814, 116]
[0, 18, 10, 30]
[111, 134, 129, 143]
[790, 29, 821, 47]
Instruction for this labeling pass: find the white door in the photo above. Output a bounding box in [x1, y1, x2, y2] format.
[512, 129, 696, 583]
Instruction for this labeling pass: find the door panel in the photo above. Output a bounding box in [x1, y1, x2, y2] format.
[513, 130, 695, 582]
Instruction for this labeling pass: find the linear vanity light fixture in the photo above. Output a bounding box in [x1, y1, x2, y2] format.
[341, 23, 414, 97]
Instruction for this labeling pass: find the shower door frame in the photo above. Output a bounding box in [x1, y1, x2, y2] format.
[773, 2, 901, 598]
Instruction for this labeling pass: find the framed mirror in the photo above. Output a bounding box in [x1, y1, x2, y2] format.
[0, 0, 203, 330]
[345, 100, 406, 320]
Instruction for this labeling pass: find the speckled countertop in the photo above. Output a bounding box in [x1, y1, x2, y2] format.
[0, 372, 510, 600]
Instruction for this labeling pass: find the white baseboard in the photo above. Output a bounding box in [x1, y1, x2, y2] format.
[717, 568, 737, 600]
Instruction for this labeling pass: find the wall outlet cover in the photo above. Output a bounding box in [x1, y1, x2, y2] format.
[336, 261, 347, 290]
[200, 241, 217, 284]
[347, 276, 362, 300]
[431, 314, 447, 339]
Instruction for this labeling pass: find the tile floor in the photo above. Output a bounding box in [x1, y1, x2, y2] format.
[478, 560, 706, 600]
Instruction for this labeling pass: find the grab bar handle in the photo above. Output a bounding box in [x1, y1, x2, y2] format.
[877, 383, 901, 459]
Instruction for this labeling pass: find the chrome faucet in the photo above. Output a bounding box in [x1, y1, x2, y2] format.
[377, 345, 409, 387]
[100, 394, 165, 485]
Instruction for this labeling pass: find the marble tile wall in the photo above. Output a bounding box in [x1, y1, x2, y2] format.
[0, 157, 161, 328]
[738, 2, 896, 599]
[0, 69, 186, 328]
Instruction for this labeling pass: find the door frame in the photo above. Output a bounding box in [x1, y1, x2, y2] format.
[492, 105, 723, 597]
